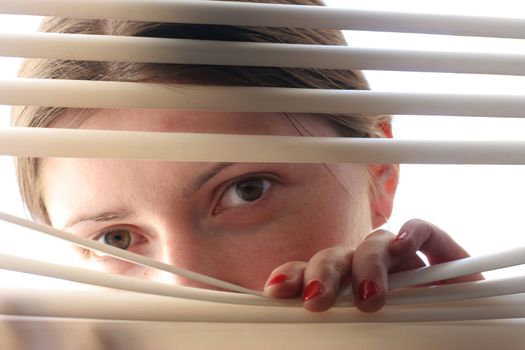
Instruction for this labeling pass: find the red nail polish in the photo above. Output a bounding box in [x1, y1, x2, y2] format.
[302, 280, 324, 302]
[266, 274, 288, 287]
[394, 231, 408, 241]
[358, 280, 379, 302]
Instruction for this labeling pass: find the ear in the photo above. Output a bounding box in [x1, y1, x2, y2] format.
[369, 163, 399, 229]
[369, 121, 398, 228]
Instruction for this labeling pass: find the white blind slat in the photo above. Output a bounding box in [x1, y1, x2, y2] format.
[2, 128, 525, 164]
[1, 288, 525, 323]
[5, 211, 525, 303]
[0, 318, 523, 350]
[0, 2, 524, 339]
[1, 33, 525, 76]
[2, 79, 525, 117]
[0, 0, 524, 39]
[0, 211, 260, 296]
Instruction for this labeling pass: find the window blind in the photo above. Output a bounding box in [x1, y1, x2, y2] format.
[0, 1, 524, 349]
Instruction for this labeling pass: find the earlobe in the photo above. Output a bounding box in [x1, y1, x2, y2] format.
[369, 164, 399, 229]
[369, 120, 397, 229]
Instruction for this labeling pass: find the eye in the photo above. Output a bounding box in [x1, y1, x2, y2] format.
[219, 176, 272, 210]
[81, 226, 147, 266]
[97, 228, 133, 250]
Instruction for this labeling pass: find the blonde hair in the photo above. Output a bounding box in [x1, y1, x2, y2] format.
[11, 0, 391, 224]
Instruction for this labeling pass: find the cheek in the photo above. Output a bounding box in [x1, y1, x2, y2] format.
[222, 191, 371, 289]
[296, 166, 373, 248]
[284, 191, 370, 250]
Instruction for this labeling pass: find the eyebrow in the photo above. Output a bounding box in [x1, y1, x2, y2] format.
[183, 162, 236, 196]
[63, 210, 135, 230]
[62, 162, 236, 229]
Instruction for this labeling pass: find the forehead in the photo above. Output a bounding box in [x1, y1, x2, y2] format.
[40, 109, 349, 226]
[40, 157, 201, 225]
[53, 109, 338, 136]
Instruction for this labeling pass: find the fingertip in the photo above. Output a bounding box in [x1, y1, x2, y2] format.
[398, 218, 429, 234]
[301, 280, 336, 312]
[356, 297, 387, 313]
[264, 273, 303, 299]
[354, 279, 387, 313]
[389, 231, 414, 256]
[393, 231, 409, 242]
[266, 273, 289, 288]
[303, 301, 332, 313]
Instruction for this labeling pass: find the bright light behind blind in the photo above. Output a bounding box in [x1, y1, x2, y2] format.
[328, 0, 525, 280]
[1, 0, 525, 290]
[0, 14, 75, 288]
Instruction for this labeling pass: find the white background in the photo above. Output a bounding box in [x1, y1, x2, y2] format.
[1, 0, 525, 288]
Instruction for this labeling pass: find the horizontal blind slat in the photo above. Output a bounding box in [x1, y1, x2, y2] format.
[2, 128, 525, 164]
[1, 286, 525, 322]
[2, 79, 525, 117]
[0, 0, 524, 39]
[1, 33, 525, 76]
[0, 211, 261, 295]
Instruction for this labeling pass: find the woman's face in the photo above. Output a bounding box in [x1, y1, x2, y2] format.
[40, 110, 385, 290]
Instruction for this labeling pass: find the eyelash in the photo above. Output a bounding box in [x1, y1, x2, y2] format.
[79, 172, 278, 261]
[80, 225, 145, 260]
[213, 173, 276, 215]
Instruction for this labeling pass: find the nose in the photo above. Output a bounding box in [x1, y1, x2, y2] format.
[146, 211, 269, 291]
[154, 225, 234, 290]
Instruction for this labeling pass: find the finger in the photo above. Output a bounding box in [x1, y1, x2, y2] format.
[301, 246, 353, 312]
[263, 261, 307, 298]
[388, 254, 426, 273]
[388, 254, 444, 287]
[390, 219, 468, 263]
[351, 229, 396, 313]
[390, 219, 484, 283]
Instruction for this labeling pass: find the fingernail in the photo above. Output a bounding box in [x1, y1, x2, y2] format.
[266, 274, 288, 287]
[358, 280, 380, 302]
[394, 231, 408, 242]
[302, 280, 324, 302]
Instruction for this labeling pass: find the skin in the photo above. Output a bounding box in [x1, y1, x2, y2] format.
[40, 109, 481, 312]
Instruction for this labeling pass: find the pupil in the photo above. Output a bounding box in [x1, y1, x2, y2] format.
[104, 230, 131, 249]
[236, 178, 264, 201]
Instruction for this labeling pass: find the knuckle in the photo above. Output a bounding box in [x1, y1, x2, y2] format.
[358, 249, 383, 267]
[308, 256, 337, 278]
[400, 219, 439, 241]
[309, 245, 349, 266]
[403, 237, 420, 252]
[307, 247, 351, 284]
[322, 266, 345, 290]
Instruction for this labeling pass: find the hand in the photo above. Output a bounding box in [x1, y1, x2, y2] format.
[263, 219, 484, 313]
